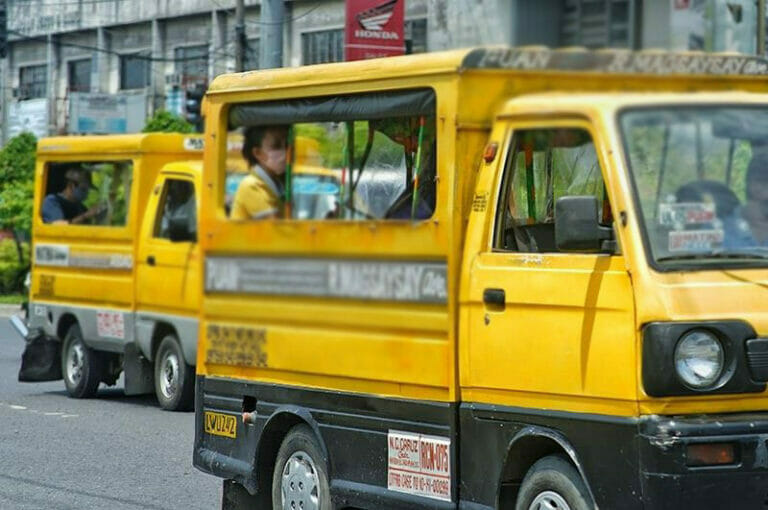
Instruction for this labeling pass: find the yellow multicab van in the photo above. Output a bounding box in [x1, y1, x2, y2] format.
[194, 47, 768, 509]
[19, 134, 203, 411]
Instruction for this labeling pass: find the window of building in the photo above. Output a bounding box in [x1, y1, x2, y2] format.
[68, 58, 91, 93]
[302, 29, 344, 65]
[19, 64, 47, 99]
[41, 160, 134, 227]
[561, 0, 633, 48]
[154, 179, 196, 240]
[494, 128, 609, 252]
[244, 38, 259, 71]
[175, 45, 209, 85]
[227, 88, 437, 222]
[120, 53, 151, 90]
[405, 19, 427, 54]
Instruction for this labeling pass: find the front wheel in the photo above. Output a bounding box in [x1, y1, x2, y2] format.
[61, 324, 102, 398]
[272, 424, 332, 510]
[154, 334, 195, 411]
[515, 455, 594, 510]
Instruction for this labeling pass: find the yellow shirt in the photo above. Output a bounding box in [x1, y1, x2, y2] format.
[230, 167, 282, 220]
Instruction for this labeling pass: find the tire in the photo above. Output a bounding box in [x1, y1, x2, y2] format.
[271, 424, 332, 510]
[61, 323, 102, 398]
[515, 455, 594, 510]
[154, 334, 195, 411]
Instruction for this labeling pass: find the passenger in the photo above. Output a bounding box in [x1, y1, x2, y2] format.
[230, 125, 289, 220]
[160, 181, 196, 238]
[41, 168, 102, 225]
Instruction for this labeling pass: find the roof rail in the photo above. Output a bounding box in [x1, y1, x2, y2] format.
[461, 46, 768, 76]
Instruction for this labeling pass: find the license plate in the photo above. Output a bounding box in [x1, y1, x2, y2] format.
[204, 411, 237, 438]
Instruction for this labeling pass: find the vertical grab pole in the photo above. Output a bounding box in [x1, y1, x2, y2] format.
[346, 121, 355, 215]
[284, 125, 294, 219]
[410, 116, 426, 220]
[524, 142, 536, 224]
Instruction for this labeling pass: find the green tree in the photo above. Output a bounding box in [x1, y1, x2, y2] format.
[0, 132, 37, 275]
[142, 110, 195, 133]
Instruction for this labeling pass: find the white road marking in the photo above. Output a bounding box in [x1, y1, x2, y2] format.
[44, 412, 64, 416]
[9, 405, 26, 410]
[61, 414, 78, 418]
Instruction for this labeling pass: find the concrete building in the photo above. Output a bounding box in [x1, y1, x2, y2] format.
[2, 0, 763, 141]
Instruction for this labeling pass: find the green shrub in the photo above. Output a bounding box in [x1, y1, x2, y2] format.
[0, 239, 29, 295]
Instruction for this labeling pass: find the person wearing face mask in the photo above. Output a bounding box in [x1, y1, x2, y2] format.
[41, 167, 103, 225]
[230, 125, 290, 220]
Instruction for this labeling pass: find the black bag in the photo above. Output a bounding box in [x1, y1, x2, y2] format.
[18, 334, 63, 382]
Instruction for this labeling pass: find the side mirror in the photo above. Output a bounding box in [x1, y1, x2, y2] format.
[168, 216, 196, 243]
[555, 196, 614, 253]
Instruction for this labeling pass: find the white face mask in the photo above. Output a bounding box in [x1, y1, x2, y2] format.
[263, 148, 287, 175]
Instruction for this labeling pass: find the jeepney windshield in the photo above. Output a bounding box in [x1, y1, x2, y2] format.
[621, 106, 768, 269]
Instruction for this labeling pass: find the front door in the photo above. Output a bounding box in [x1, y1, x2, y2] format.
[464, 120, 637, 415]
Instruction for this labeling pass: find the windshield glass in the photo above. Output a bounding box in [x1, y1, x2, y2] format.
[621, 106, 768, 268]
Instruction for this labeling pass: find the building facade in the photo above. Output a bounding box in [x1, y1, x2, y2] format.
[2, 0, 762, 141]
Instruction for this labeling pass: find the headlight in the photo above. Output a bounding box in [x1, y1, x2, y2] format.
[674, 330, 724, 389]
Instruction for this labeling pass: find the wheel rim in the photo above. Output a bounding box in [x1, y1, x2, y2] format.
[65, 340, 85, 386]
[280, 450, 321, 510]
[529, 490, 571, 510]
[159, 350, 180, 400]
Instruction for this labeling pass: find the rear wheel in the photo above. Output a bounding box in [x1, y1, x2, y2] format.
[271, 424, 331, 510]
[515, 455, 593, 510]
[154, 334, 194, 411]
[61, 324, 102, 398]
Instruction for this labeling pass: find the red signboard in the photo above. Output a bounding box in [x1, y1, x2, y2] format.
[345, 0, 405, 61]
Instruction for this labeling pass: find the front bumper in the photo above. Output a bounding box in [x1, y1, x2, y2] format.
[640, 413, 768, 509]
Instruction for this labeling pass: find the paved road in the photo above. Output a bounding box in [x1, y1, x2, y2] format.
[0, 316, 221, 510]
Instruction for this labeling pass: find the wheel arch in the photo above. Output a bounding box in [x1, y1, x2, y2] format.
[252, 407, 330, 506]
[150, 321, 177, 362]
[497, 426, 596, 508]
[56, 312, 79, 341]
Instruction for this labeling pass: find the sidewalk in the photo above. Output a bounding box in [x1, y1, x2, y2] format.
[0, 304, 22, 317]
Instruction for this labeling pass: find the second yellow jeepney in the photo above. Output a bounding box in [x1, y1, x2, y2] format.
[194, 47, 768, 509]
[21, 134, 203, 411]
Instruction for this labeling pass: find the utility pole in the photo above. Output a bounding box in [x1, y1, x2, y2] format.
[260, 0, 284, 69]
[235, 0, 245, 72]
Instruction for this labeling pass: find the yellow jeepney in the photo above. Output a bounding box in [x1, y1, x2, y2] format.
[21, 134, 202, 411]
[194, 47, 768, 509]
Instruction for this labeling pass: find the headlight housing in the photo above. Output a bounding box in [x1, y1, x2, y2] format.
[674, 330, 724, 389]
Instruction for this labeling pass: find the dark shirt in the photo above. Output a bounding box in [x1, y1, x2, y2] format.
[42, 194, 86, 223]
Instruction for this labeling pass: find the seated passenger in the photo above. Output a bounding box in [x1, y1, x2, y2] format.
[230, 125, 289, 220]
[41, 168, 102, 225]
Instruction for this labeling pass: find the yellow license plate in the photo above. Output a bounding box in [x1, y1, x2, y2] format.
[204, 411, 237, 438]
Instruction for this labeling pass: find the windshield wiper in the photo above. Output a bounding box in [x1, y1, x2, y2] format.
[658, 251, 768, 263]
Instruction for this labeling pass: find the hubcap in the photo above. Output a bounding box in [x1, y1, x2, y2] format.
[66, 341, 85, 386]
[529, 491, 571, 510]
[280, 451, 321, 510]
[159, 351, 180, 400]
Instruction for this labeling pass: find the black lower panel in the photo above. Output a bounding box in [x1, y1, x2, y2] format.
[459, 403, 641, 510]
[193, 376, 458, 509]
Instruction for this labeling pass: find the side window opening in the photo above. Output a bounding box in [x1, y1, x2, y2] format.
[41, 161, 133, 227]
[226, 88, 437, 222]
[154, 179, 197, 241]
[494, 128, 610, 253]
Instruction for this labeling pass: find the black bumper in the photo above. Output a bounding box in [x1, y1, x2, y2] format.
[639, 413, 768, 509]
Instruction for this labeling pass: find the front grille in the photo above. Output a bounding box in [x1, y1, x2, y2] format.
[746, 338, 768, 382]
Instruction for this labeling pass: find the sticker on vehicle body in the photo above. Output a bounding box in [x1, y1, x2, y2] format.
[183, 137, 204, 151]
[204, 411, 237, 438]
[205, 323, 268, 368]
[387, 430, 451, 502]
[668, 229, 724, 252]
[35, 244, 70, 267]
[96, 310, 125, 339]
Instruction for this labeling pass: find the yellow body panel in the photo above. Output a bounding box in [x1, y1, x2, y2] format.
[200, 47, 768, 419]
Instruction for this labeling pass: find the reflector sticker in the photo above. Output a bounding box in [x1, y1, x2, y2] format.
[387, 430, 451, 502]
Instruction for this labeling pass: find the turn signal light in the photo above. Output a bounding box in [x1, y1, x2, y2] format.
[686, 442, 737, 467]
[483, 142, 499, 163]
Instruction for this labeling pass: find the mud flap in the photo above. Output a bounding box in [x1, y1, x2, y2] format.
[222, 480, 260, 510]
[123, 343, 154, 396]
[18, 333, 63, 382]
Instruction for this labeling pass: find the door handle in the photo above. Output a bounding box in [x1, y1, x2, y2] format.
[147, 255, 156, 266]
[483, 288, 505, 307]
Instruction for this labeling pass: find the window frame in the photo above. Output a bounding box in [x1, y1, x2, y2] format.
[119, 52, 151, 90]
[153, 177, 197, 240]
[491, 119, 613, 254]
[174, 44, 209, 86]
[67, 57, 92, 93]
[19, 63, 48, 100]
[301, 27, 344, 66]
